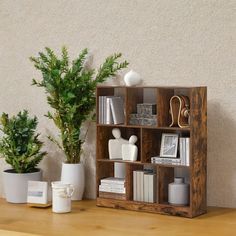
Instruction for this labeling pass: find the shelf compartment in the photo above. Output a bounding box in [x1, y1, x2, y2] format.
[97, 126, 141, 161]
[157, 87, 191, 127]
[96, 198, 191, 218]
[126, 87, 157, 127]
[141, 128, 190, 163]
[96, 86, 126, 125]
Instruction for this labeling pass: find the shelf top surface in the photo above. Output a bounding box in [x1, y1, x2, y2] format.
[96, 85, 207, 89]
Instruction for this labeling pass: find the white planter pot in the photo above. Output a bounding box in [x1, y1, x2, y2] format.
[61, 163, 85, 201]
[3, 169, 42, 203]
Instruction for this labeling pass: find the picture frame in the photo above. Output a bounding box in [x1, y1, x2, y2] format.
[160, 133, 179, 158]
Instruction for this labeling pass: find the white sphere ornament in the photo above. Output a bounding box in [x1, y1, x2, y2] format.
[124, 70, 142, 86]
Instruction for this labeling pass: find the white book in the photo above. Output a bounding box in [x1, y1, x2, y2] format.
[136, 171, 141, 201]
[183, 138, 186, 165]
[133, 171, 137, 201]
[144, 174, 149, 202]
[140, 171, 144, 201]
[98, 96, 103, 124]
[148, 174, 156, 203]
[186, 138, 190, 166]
[179, 138, 184, 165]
[101, 177, 125, 185]
[106, 97, 114, 124]
[100, 182, 125, 188]
[110, 97, 125, 124]
[99, 185, 126, 194]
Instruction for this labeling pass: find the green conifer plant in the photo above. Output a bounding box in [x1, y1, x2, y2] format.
[30, 47, 128, 163]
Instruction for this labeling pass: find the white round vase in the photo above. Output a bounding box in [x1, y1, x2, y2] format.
[61, 163, 85, 201]
[168, 177, 189, 206]
[124, 70, 142, 86]
[3, 169, 42, 203]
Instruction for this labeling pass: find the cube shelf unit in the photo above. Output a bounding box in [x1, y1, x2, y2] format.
[96, 86, 207, 218]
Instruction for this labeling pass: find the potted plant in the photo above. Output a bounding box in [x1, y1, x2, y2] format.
[30, 47, 128, 200]
[0, 110, 47, 203]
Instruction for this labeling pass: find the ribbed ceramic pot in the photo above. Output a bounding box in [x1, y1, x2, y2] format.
[3, 169, 42, 203]
[168, 177, 189, 206]
[61, 163, 85, 201]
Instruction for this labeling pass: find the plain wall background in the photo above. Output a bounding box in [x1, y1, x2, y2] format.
[0, 0, 235, 207]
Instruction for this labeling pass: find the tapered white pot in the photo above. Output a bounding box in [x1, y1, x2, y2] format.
[3, 169, 42, 203]
[61, 163, 85, 201]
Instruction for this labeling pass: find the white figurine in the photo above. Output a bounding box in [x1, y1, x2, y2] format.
[108, 128, 129, 160]
[122, 135, 138, 161]
[124, 70, 142, 86]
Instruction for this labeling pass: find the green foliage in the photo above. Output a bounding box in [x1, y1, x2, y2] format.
[0, 110, 47, 173]
[30, 47, 128, 163]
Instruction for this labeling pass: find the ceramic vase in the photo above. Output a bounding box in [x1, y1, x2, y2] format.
[61, 163, 85, 201]
[168, 177, 189, 206]
[124, 70, 142, 86]
[3, 169, 42, 203]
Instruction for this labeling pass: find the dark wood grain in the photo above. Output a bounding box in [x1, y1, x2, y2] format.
[97, 198, 191, 217]
[96, 86, 207, 218]
[157, 88, 174, 127]
[190, 87, 207, 217]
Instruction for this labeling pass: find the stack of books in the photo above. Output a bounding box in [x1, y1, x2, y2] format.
[179, 137, 190, 166]
[151, 156, 181, 165]
[133, 170, 157, 203]
[98, 96, 125, 124]
[99, 177, 126, 200]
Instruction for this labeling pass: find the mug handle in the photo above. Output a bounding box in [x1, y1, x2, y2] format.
[66, 185, 74, 198]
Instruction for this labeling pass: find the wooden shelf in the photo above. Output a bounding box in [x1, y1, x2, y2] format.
[96, 86, 207, 218]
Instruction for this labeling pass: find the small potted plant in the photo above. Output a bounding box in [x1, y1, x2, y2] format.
[30, 47, 128, 200]
[0, 110, 47, 203]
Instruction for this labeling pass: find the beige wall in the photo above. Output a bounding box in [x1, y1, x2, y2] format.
[0, 0, 235, 207]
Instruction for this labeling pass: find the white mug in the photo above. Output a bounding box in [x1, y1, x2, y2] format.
[51, 181, 74, 213]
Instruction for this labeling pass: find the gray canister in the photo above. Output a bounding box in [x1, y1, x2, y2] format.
[168, 177, 189, 206]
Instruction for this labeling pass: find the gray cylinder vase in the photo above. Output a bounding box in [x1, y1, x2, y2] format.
[168, 177, 189, 206]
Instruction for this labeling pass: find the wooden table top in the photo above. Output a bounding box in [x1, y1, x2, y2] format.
[0, 198, 235, 236]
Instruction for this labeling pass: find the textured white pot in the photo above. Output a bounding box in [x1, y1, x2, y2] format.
[3, 169, 42, 203]
[61, 163, 85, 201]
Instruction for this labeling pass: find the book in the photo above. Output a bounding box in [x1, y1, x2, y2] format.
[100, 177, 125, 185]
[99, 185, 126, 194]
[106, 97, 114, 124]
[147, 173, 156, 203]
[186, 138, 190, 166]
[179, 138, 184, 165]
[110, 97, 125, 124]
[133, 171, 137, 201]
[144, 174, 149, 202]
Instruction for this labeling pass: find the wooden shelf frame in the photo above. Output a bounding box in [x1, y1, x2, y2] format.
[96, 86, 207, 218]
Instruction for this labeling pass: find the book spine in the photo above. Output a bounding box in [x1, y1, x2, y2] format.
[133, 171, 137, 201]
[99, 185, 126, 194]
[136, 171, 141, 201]
[183, 138, 186, 166]
[180, 138, 184, 165]
[144, 174, 149, 202]
[106, 97, 113, 124]
[148, 174, 156, 203]
[140, 171, 144, 201]
[99, 96, 102, 124]
[186, 138, 190, 166]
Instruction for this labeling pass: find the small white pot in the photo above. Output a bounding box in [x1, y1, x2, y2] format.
[51, 181, 74, 213]
[61, 163, 85, 201]
[3, 169, 42, 203]
[124, 70, 142, 86]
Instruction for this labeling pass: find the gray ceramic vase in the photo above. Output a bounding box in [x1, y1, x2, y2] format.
[168, 177, 189, 206]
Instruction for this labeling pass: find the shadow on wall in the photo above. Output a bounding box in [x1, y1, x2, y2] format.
[208, 101, 236, 207]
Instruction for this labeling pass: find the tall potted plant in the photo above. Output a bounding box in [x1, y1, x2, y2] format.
[0, 110, 47, 203]
[30, 47, 128, 200]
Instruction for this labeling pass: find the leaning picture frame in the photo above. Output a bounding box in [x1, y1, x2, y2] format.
[160, 133, 179, 158]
